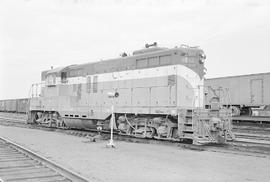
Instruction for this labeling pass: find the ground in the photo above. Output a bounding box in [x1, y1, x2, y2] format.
[0, 125, 269, 182]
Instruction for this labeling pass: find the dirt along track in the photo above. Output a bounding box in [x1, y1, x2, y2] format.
[0, 124, 270, 182]
[0, 136, 90, 182]
[0, 112, 270, 156]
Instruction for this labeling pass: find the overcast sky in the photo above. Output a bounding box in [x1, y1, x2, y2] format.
[0, 0, 270, 99]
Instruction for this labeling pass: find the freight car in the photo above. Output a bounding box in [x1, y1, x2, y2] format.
[205, 72, 270, 116]
[28, 43, 234, 144]
[0, 98, 29, 113]
[17, 98, 30, 113]
[0, 100, 5, 111]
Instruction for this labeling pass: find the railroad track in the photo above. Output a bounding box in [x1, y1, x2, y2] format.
[0, 136, 90, 182]
[0, 115, 269, 144]
[0, 116, 25, 125]
[232, 116, 270, 124]
[0, 115, 270, 156]
[235, 132, 270, 140]
[1, 115, 268, 142]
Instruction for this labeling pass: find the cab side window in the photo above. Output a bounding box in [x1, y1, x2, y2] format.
[61, 72, 67, 83]
[46, 74, 56, 86]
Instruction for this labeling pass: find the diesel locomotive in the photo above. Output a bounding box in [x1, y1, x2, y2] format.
[28, 43, 234, 144]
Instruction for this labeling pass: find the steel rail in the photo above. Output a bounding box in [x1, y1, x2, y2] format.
[1, 115, 270, 155]
[0, 136, 90, 182]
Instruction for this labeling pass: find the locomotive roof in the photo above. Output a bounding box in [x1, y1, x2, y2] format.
[46, 66, 66, 75]
[206, 71, 270, 80]
[41, 45, 205, 80]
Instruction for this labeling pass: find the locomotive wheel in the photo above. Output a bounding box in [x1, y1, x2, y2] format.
[149, 127, 156, 137]
[28, 111, 38, 124]
[229, 106, 240, 116]
[171, 128, 178, 139]
[241, 107, 252, 116]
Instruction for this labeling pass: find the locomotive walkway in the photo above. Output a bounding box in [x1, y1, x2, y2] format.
[0, 125, 269, 182]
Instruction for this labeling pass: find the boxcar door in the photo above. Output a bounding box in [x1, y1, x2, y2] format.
[250, 79, 263, 104]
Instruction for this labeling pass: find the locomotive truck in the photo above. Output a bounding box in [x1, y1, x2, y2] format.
[28, 43, 234, 144]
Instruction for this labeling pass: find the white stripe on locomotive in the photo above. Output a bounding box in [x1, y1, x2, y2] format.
[43, 64, 204, 108]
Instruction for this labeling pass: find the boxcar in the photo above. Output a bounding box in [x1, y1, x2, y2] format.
[0, 100, 5, 111]
[0, 99, 29, 113]
[205, 72, 270, 115]
[5, 100, 17, 112]
[17, 98, 29, 113]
